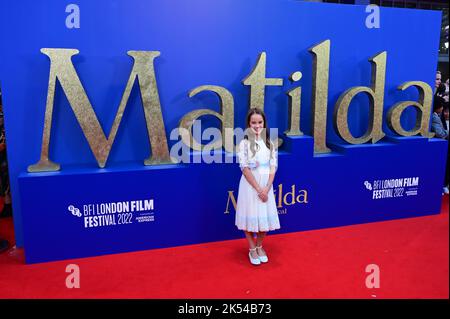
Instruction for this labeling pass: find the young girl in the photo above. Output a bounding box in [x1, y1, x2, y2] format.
[235, 108, 280, 265]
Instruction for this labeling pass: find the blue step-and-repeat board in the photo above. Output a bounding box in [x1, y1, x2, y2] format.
[0, 0, 447, 263]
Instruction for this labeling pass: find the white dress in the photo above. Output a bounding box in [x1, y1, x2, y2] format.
[235, 137, 281, 232]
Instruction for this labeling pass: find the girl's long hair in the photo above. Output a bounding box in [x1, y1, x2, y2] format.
[244, 107, 273, 157]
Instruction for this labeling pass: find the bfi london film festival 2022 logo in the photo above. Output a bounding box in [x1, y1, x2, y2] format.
[364, 177, 420, 200]
[68, 199, 156, 229]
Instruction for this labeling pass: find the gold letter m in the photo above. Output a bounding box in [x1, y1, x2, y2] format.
[28, 49, 171, 172]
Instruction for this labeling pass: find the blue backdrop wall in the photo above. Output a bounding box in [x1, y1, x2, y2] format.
[0, 0, 447, 263]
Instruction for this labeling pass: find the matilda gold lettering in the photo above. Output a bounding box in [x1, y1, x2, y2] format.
[386, 81, 434, 137]
[28, 49, 171, 172]
[224, 190, 238, 214]
[333, 52, 386, 144]
[242, 52, 283, 112]
[285, 71, 303, 136]
[28, 43, 436, 172]
[309, 40, 331, 153]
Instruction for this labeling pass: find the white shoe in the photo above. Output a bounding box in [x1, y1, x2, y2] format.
[256, 246, 268, 263]
[248, 248, 261, 265]
[444, 187, 449, 195]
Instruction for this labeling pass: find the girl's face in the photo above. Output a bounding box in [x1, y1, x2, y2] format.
[249, 113, 264, 136]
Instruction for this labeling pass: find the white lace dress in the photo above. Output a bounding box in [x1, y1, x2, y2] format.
[235, 138, 281, 232]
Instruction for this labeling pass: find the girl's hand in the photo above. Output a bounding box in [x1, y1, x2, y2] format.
[258, 192, 268, 202]
[257, 186, 269, 202]
[261, 186, 270, 195]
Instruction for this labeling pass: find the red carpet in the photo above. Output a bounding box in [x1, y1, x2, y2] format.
[0, 196, 448, 299]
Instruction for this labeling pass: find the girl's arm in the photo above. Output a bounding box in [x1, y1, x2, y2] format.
[242, 167, 263, 194]
[238, 139, 263, 194]
[261, 144, 278, 195]
[259, 171, 275, 202]
[265, 171, 275, 190]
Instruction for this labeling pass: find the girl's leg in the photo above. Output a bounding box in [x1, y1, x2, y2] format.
[256, 232, 267, 257]
[244, 231, 258, 259]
